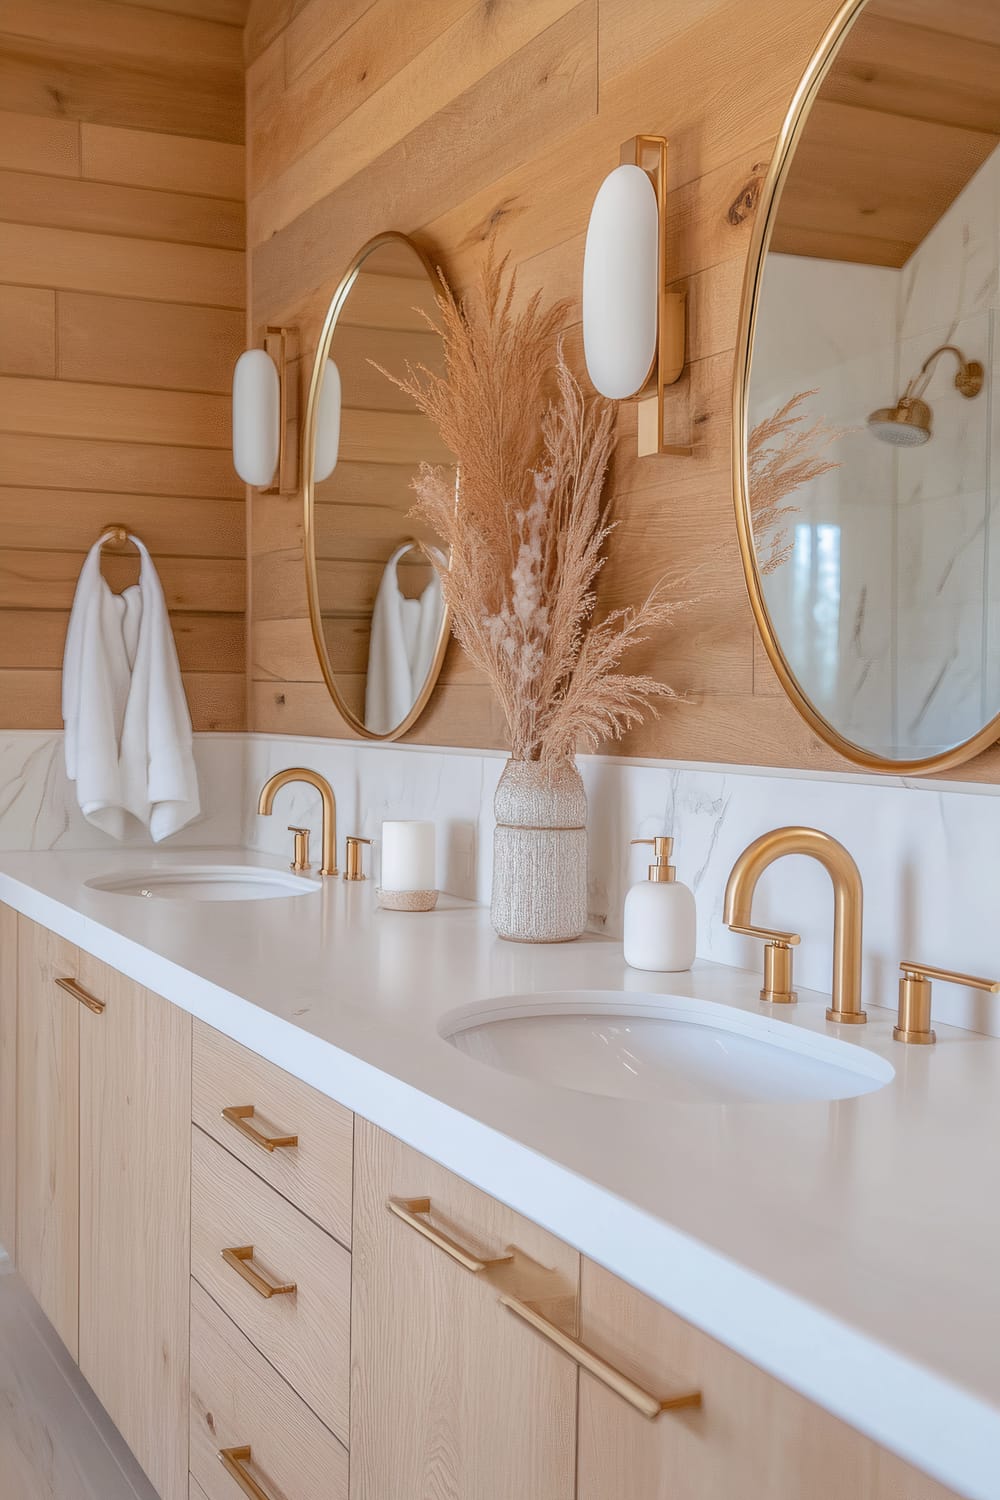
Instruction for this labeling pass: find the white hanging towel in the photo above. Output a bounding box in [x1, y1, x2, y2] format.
[364, 543, 445, 735]
[63, 531, 200, 842]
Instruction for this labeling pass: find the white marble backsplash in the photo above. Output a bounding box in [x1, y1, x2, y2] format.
[0, 732, 247, 853]
[4, 727, 1000, 1038]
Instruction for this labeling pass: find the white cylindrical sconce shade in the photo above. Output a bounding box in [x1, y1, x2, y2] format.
[232, 348, 280, 486]
[582, 163, 659, 399]
[380, 820, 435, 891]
[314, 358, 342, 483]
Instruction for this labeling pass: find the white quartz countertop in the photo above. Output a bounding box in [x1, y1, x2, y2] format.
[1, 846, 998, 1498]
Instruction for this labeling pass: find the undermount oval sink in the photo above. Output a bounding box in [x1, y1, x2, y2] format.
[440, 990, 894, 1105]
[86, 865, 321, 902]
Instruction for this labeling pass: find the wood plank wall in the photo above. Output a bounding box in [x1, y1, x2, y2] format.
[0, 0, 248, 733]
[241, 0, 996, 779]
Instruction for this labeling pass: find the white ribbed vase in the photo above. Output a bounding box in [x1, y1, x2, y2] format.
[490, 758, 587, 943]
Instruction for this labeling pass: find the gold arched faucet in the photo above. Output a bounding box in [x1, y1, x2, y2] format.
[257, 767, 338, 876]
[723, 827, 866, 1024]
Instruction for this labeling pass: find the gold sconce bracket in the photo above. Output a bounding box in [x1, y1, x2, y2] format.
[619, 134, 690, 458]
[262, 324, 299, 495]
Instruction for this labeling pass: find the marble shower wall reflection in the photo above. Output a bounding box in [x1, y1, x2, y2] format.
[751, 144, 1000, 756]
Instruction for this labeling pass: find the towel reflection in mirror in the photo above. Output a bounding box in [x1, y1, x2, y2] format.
[364, 541, 445, 735]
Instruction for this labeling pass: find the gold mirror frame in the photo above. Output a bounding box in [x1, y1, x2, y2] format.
[732, 0, 1000, 776]
[302, 230, 451, 742]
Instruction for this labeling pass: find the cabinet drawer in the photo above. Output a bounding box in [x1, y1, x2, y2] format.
[575, 1258, 959, 1500]
[192, 1020, 352, 1247]
[190, 1278, 348, 1500]
[191, 1127, 350, 1444]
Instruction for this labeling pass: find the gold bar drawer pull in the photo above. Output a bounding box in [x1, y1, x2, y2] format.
[221, 1245, 296, 1299]
[218, 1445, 275, 1500]
[499, 1294, 702, 1421]
[387, 1196, 514, 1273]
[55, 977, 105, 1014]
[222, 1104, 298, 1153]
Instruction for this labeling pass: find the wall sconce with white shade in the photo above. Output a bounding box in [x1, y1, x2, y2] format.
[582, 135, 688, 457]
[232, 325, 297, 492]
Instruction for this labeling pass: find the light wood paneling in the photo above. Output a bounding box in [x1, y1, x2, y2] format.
[0, 169, 244, 249]
[0, 0, 245, 733]
[78, 956, 192, 1500]
[192, 1019, 354, 1247]
[15, 917, 79, 1357]
[0, 669, 245, 732]
[0, 286, 56, 377]
[0, 906, 15, 1258]
[191, 1125, 351, 1443]
[240, 0, 839, 766]
[775, 4, 1000, 265]
[244, 0, 1000, 779]
[80, 122, 244, 198]
[57, 294, 244, 392]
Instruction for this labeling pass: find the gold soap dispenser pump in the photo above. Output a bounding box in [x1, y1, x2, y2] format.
[623, 836, 696, 973]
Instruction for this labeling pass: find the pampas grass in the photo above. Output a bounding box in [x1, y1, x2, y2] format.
[375, 250, 682, 767]
[748, 391, 844, 573]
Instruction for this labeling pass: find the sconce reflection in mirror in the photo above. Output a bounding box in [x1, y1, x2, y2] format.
[867, 344, 984, 448]
[582, 134, 688, 457]
[232, 325, 298, 491]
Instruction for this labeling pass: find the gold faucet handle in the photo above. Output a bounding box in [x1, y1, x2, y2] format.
[288, 826, 311, 872]
[895, 962, 1000, 1045]
[344, 836, 372, 882]
[728, 922, 800, 947]
[729, 923, 799, 1005]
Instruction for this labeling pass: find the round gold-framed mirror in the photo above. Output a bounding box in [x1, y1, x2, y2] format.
[734, 0, 1000, 773]
[303, 231, 452, 741]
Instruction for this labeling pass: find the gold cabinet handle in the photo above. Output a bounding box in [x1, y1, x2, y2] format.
[221, 1246, 296, 1299]
[499, 1293, 702, 1421]
[387, 1196, 514, 1273]
[218, 1446, 274, 1500]
[222, 1104, 298, 1153]
[55, 976, 105, 1014]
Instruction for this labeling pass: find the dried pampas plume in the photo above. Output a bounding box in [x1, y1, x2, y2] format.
[374, 249, 683, 767]
[748, 391, 844, 573]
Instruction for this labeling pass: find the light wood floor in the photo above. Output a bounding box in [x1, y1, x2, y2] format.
[0, 1253, 159, 1500]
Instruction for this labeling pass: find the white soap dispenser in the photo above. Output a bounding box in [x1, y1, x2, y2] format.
[623, 836, 696, 973]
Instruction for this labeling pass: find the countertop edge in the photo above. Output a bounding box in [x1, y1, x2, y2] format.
[2, 869, 997, 1500]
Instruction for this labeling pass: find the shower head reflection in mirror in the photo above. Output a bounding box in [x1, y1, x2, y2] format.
[737, 0, 1000, 772]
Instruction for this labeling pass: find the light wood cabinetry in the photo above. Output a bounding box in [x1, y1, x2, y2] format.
[5, 918, 968, 1500]
[78, 953, 191, 1500]
[350, 1118, 579, 1500]
[0, 904, 16, 1257]
[190, 1279, 348, 1500]
[192, 1017, 353, 1246]
[575, 1257, 959, 1500]
[191, 1124, 351, 1444]
[15, 916, 80, 1355]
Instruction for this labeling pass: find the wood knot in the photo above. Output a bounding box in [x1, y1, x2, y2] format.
[728, 164, 767, 226]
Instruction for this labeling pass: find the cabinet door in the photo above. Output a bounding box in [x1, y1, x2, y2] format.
[16, 916, 79, 1356]
[0, 904, 16, 1259]
[78, 954, 191, 1500]
[575, 1258, 961, 1500]
[351, 1119, 578, 1500]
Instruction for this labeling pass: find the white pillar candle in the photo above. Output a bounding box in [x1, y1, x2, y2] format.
[380, 820, 435, 891]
